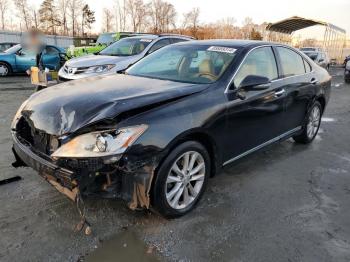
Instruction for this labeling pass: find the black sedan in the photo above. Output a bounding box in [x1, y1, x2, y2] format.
[11, 40, 331, 218]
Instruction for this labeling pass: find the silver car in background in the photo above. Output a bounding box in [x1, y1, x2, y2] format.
[58, 34, 193, 81]
[300, 47, 330, 70]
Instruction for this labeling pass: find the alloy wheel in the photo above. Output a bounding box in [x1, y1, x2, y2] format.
[0, 64, 9, 76]
[307, 105, 321, 139]
[165, 151, 206, 210]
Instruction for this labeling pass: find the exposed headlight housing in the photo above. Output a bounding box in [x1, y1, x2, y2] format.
[85, 64, 116, 74]
[51, 125, 148, 159]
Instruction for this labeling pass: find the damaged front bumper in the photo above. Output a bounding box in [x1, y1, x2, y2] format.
[12, 131, 160, 210]
[12, 132, 79, 201]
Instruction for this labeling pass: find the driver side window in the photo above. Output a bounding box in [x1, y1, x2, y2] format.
[234, 47, 278, 88]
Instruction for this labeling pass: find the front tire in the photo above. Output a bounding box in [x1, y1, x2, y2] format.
[151, 141, 210, 218]
[0, 62, 11, 76]
[293, 101, 322, 144]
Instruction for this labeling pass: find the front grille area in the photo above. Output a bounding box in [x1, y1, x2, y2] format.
[16, 117, 53, 155]
[57, 158, 105, 173]
[63, 65, 89, 75]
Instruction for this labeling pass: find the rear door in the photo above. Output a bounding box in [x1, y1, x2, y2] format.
[274, 46, 314, 132]
[224, 46, 287, 162]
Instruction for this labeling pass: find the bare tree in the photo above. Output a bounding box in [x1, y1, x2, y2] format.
[102, 8, 114, 32]
[32, 8, 39, 29]
[0, 0, 9, 30]
[68, 0, 84, 36]
[126, 0, 148, 32]
[14, 0, 32, 30]
[115, 0, 126, 31]
[183, 7, 199, 37]
[149, 0, 176, 33]
[58, 0, 69, 35]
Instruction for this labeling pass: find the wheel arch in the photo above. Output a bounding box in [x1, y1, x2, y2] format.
[157, 129, 220, 178]
[316, 95, 326, 113]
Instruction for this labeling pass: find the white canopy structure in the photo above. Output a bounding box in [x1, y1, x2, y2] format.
[265, 16, 346, 63]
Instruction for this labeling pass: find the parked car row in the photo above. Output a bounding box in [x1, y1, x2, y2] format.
[11, 39, 331, 218]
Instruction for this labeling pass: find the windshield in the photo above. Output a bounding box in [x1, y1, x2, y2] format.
[304, 52, 318, 61]
[4, 44, 21, 54]
[99, 38, 153, 56]
[127, 45, 237, 84]
[96, 33, 115, 45]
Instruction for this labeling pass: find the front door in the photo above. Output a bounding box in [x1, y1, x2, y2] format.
[223, 46, 287, 163]
[15, 49, 36, 72]
[41, 46, 61, 70]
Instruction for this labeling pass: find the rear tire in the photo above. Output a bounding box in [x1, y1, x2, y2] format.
[345, 78, 350, 84]
[151, 141, 210, 218]
[293, 101, 322, 144]
[0, 62, 11, 76]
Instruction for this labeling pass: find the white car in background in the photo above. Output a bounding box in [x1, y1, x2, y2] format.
[58, 34, 193, 81]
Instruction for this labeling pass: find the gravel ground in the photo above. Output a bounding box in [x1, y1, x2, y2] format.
[0, 68, 349, 262]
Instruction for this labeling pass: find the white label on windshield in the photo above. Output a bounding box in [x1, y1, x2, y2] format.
[140, 39, 153, 43]
[207, 46, 236, 54]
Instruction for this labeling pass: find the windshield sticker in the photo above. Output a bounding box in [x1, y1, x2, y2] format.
[140, 39, 153, 43]
[207, 46, 236, 54]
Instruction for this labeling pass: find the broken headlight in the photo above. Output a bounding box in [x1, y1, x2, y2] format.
[85, 64, 116, 73]
[51, 125, 148, 159]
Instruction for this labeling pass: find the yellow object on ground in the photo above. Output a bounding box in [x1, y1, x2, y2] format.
[30, 67, 58, 87]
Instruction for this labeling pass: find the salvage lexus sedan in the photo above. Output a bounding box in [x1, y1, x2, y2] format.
[58, 34, 193, 81]
[12, 40, 331, 218]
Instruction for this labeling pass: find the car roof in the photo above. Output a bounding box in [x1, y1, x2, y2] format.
[126, 34, 193, 40]
[173, 39, 283, 49]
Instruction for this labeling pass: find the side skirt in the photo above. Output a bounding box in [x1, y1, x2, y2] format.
[223, 126, 302, 167]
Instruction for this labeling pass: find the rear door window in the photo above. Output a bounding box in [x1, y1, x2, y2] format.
[303, 60, 312, 73]
[234, 46, 278, 88]
[277, 47, 306, 77]
[148, 39, 171, 54]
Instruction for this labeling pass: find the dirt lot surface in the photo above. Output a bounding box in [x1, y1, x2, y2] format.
[0, 68, 350, 262]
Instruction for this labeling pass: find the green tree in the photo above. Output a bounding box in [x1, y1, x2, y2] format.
[39, 0, 61, 34]
[81, 4, 95, 35]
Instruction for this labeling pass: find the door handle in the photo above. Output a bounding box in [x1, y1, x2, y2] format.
[274, 89, 285, 97]
[310, 78, 318, 85]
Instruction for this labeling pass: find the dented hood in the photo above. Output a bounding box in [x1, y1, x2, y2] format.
[22, 74, 206, 136]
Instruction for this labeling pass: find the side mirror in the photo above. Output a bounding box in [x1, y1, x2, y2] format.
[17, 50, 24, 56]
[318, 58, 324, 63]
[239, 75, 270, 91]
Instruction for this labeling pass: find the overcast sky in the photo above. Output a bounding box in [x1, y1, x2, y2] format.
[30, 0, 350, 37]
